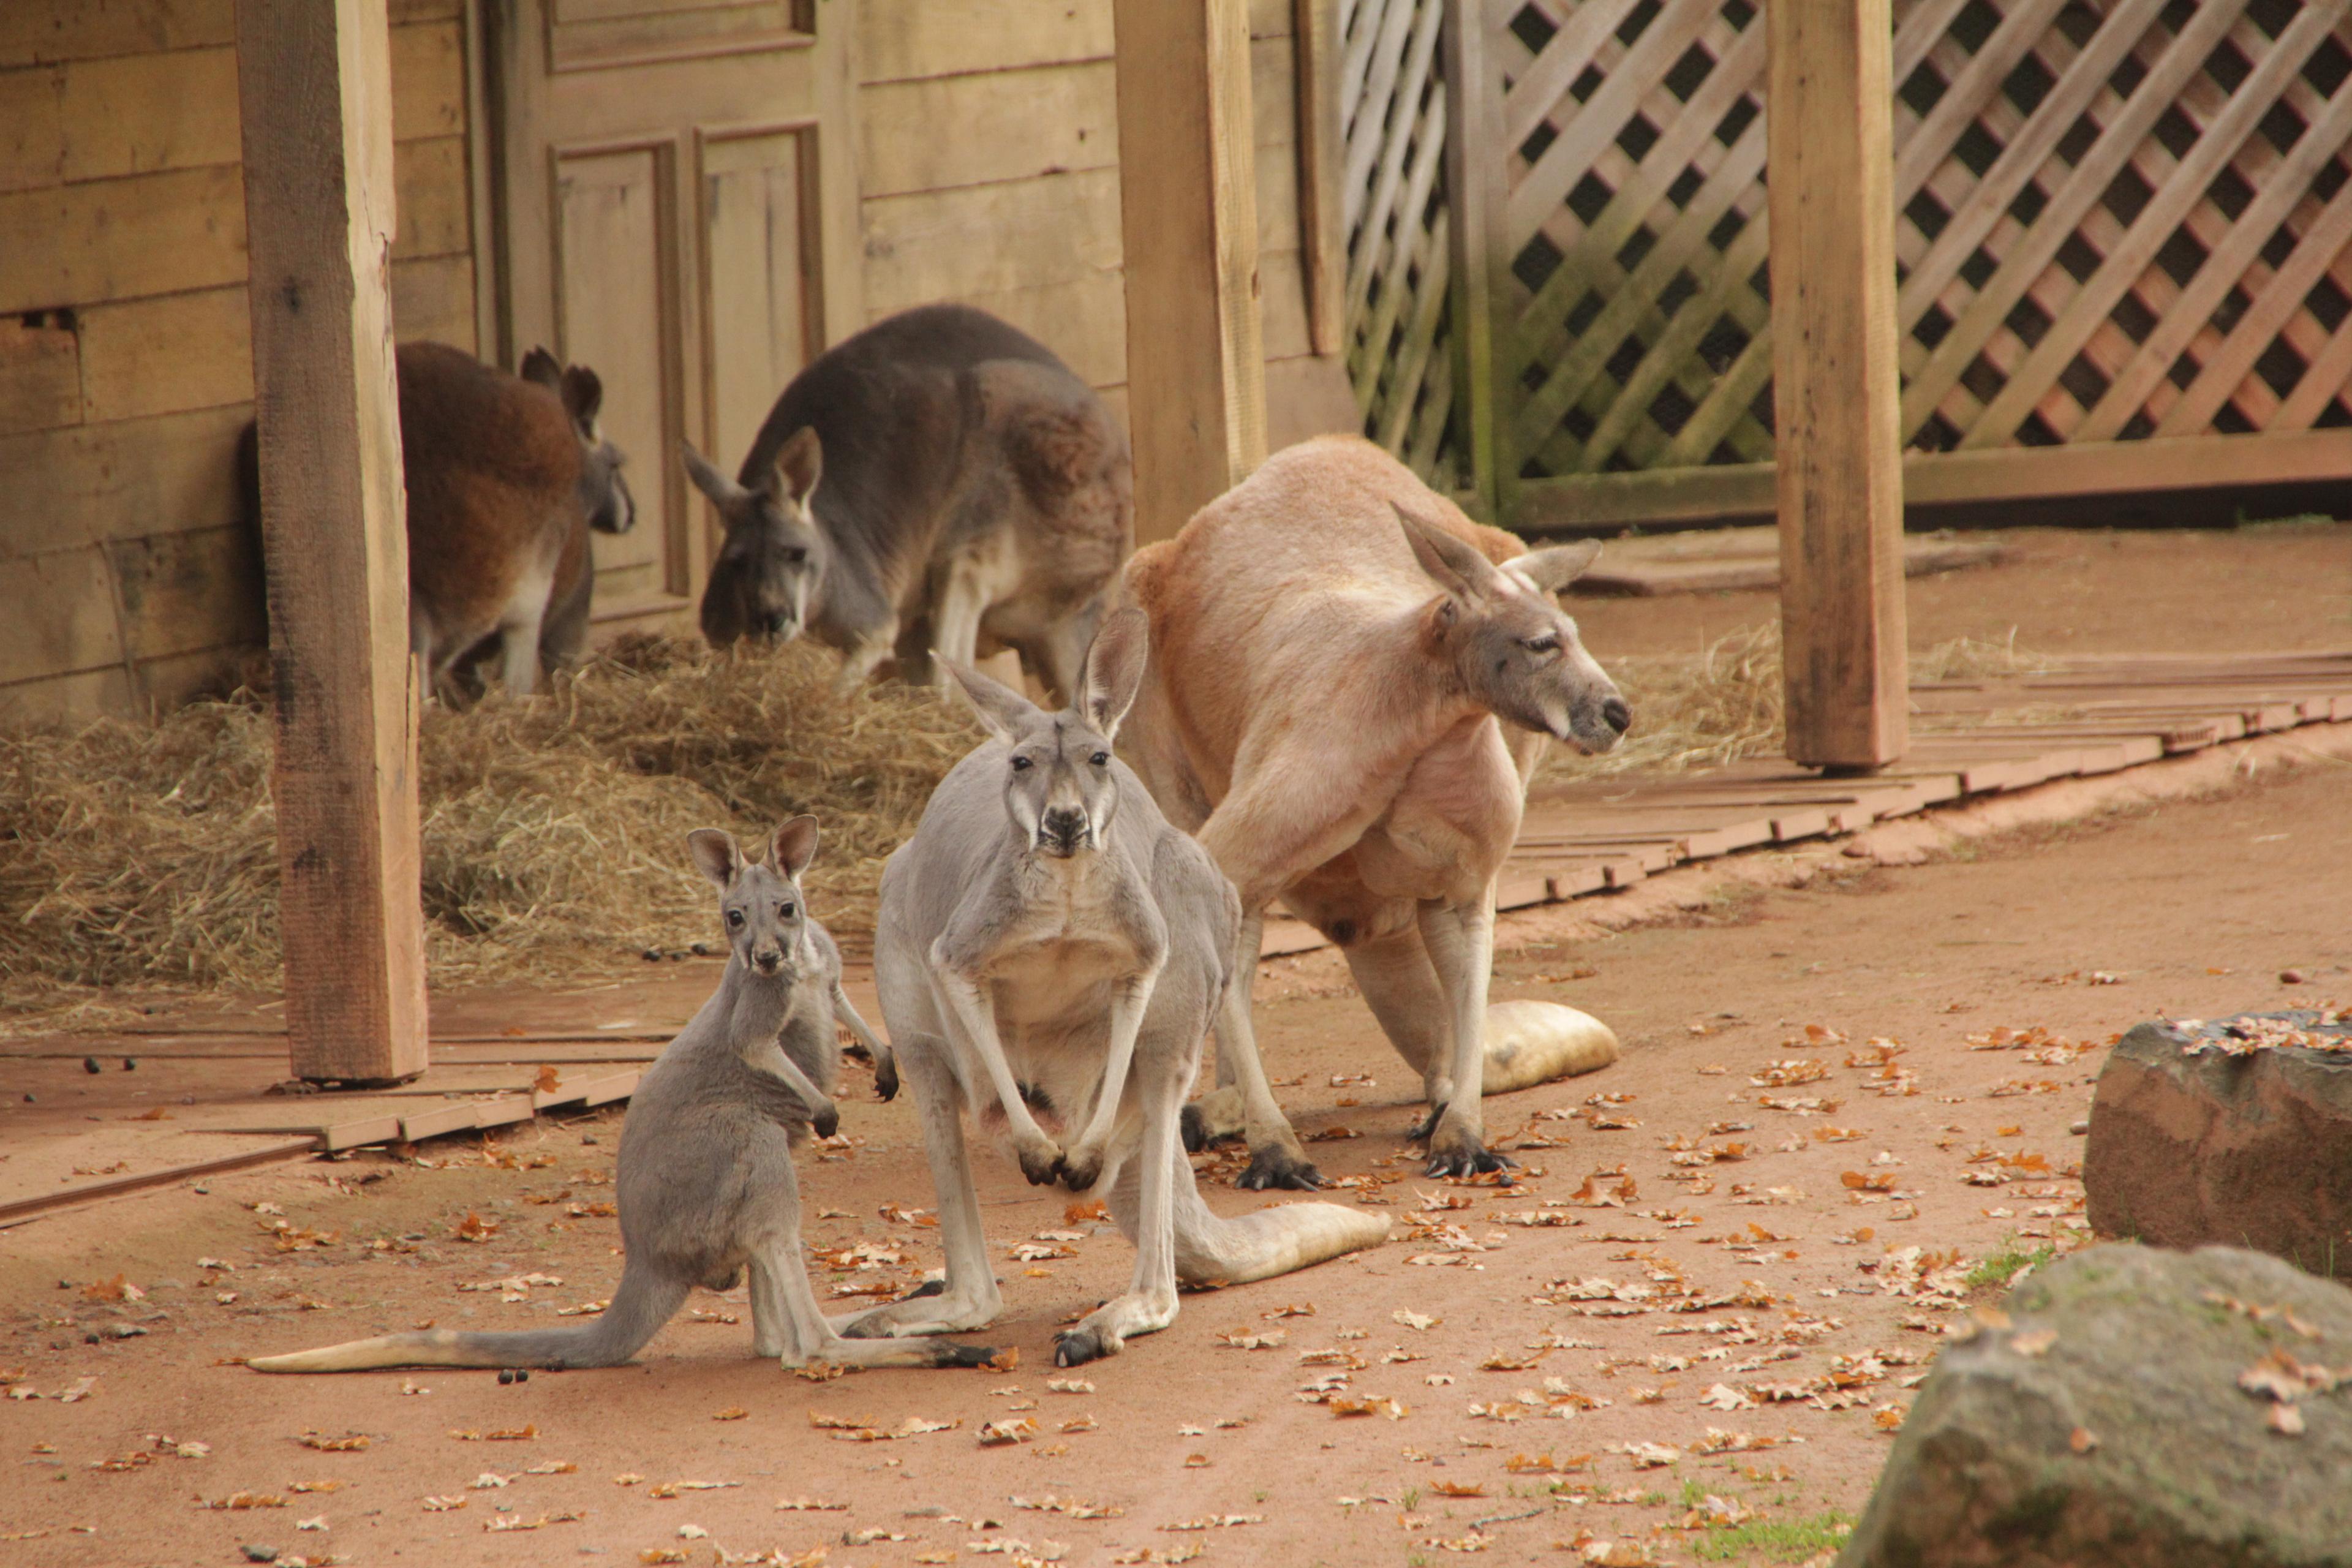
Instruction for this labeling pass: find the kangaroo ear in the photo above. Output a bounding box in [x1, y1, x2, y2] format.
[772, 815, 820, 881]
[559, 364, 604, 432]
[947, 660, 1041, 743]
[767, 426, 822, 505]
[518, 347, 562, 393]
[1393, 502, 1506, 603]
[1079, 606, 1148, 742]
[688, 828, 744, 890]
[682, 442, 743, 508]
[1501, 539, 1602, 594]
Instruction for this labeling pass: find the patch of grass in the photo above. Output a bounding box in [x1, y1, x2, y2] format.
[1966, 1235, 2059, 1291]
[1687, 1509, 1857, 1562]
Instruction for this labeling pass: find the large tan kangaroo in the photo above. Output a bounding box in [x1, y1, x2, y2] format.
[1118, 437, 1629, 1188]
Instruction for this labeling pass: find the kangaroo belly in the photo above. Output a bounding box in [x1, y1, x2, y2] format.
[1351, 716, 1522, 903]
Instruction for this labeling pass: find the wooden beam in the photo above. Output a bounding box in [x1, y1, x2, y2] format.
[1292, 0, 1343, 358]
[1766, 0, 1907, 769]
[1112, 0, 1265, 543]
[1443, 0, 1507, 521]
[236, 0, 431, 1085]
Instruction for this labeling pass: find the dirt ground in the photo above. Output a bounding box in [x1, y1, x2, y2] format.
[2, 745, 2346, 1567]
[2, 522, 2348, 1568]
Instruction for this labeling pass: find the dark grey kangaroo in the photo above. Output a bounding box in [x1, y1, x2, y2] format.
[249, 819, 986, 1374]
[683, 303, 1131, 703]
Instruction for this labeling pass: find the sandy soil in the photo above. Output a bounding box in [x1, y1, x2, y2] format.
[4, 734, 2348, 1567]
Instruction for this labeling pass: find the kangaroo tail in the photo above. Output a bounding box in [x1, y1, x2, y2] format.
[1115, 1147, 1388, 1288]
[247, 1261, 688, 1373]
[1482, 1000, 1618, 1096]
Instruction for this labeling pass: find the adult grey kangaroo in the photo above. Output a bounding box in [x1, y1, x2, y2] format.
[684, 304, 1131, 702]
[247, 820, 987, 1374]
[842, 610, 1387, 1368]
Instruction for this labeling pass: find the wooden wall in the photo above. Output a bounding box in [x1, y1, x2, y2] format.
[0, 0, 477, 726]
[0, 0, 1355, 725]
[854, 0, 1355, 452]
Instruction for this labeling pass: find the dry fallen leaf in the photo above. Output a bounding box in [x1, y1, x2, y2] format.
[978, 1418, 1039, 1447]
[2271, 1403, 2307, 1437]
[712, 1408, 747, 1421]
[2008, 1329, 2058, 1358]
[2068, 1426, 2099, 1455]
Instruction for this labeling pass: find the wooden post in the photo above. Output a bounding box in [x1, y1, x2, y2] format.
[1292, 0, 1344, 358]
[1766, 0, 1908, 769]
[236, 0, 431, 1084]
[1112, 0, 1267, 543]
[1444, 0, 1509, 521]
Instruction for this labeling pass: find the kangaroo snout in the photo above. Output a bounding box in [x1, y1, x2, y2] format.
[1038, 807, 1088, 856]
[761, 609, 797, 641]
[753, 946, 786, 975]
[1602, 695, 1632, 736]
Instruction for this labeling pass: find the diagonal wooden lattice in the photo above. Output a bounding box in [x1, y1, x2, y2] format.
[1485, 0, 2352, 513]
[1341, 0, 1458, 481]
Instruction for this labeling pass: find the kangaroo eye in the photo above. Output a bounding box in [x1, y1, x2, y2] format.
[782, 546, 807, 565]
[726, 908, 744, 928]
[1523, 635, 1561, 654]
[1090, 750, 1110, 767]
[777, 903, 796, 919]
[1011, 755, 1034, 772]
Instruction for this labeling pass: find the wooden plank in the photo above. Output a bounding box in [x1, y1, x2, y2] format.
[861, 168, 1124, 313]
[1292, 0, 1342, 355]
[856, 61, 1119, 198]
[1443, 0, 1506, 516]
[0, 403, 250, 559]
[398, 1100, 486, 1141]
[107, 523, 265, 662]
[390, 252, 477, 350]
[0, 0, 235, 69]
[857, 0, 1114, 83]
[391, 134, 472, 258]
[0, 664, 130, 725]
[236, 0, 429, 1085]
[1575, 537, 2006, 597]
[388, 15, 463, 140]
[0, 312, 81, 434]
[0, 1137, 317, 1225]
[0, 162, 247, 316]
[0, 543, 123, 684]
[1766, 0, 1905, 769]
[75, 284, 252, 424]
[55, 44, 241, 184]
[1112, 0, 1267, 544]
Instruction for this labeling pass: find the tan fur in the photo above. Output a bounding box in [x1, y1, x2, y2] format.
[1119, 436, 1624, 1183]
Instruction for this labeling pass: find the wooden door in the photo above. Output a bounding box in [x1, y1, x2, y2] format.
[491, 0, 861, 627]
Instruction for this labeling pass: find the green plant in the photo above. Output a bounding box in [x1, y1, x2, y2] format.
[1688, 1510, 1858, 1562]
[1966, 1235, 2058, 1291]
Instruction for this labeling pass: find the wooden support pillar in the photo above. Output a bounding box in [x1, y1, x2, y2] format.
[236, 0, 430, 1084]
[1766, 0, 1909, 769]
[1444, 0, 1508, 521]
[1112, 0, 1267, 544]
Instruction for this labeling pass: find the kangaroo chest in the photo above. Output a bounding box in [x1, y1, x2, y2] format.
[1348, 714, 1525, 904]
[981, 862, 1146, 1030]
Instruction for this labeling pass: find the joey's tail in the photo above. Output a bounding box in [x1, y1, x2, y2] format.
[247, 1260, 688, 1373]
[1110, 1147, 1389, 1287]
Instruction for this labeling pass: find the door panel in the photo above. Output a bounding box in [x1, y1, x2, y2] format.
[553, 145, 676, 600]
[495, 0, 861, 630]
[701, 127, 820, 473]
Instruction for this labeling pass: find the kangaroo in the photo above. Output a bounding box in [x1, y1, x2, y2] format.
[247, 819, 986, 1374]
[683, 303, 1131, 703]
[843, 609, 1389, 1368]
[1118, 436, 1630, 1189]
[401, 341, 636, 700]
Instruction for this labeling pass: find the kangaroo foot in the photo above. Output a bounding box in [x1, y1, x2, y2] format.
[1237, 1144, 1323, 1191]
[1180, 1102, 1240, 1153]
[1415, 1106, 1517, 1181]
[930, 1341, 1001, 1369]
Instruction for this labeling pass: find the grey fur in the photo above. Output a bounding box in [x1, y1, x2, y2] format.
[246, 820, 984, 1375]
[840, 610, 1387, 1367]
[684, 304, 1131, 703]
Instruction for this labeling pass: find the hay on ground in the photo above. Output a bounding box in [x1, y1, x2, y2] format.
[0, 635, 978, 1022]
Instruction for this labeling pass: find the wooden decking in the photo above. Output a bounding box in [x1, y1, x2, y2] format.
[6, 648, 2350, 1216]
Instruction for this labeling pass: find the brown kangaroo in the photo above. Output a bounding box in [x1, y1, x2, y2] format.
[683, 304, 1131, 704]
[398, 342, 635, 699]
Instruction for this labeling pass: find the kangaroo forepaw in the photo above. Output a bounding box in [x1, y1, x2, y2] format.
[810, 1101, 840, 1140]
[1054, 1327, 1115, 1367]
[934, 1341, 1001, 1369]
[1058, 1150, 1104, 1193]
[873, 1054, 900, 1101]
[1237, 1145, 1322, 1191]
[1016, 1139, 1066, 1187]
[1409, 1101, 1446, 1144]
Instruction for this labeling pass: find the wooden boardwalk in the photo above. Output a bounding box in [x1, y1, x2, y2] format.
[6, 648, 2350, 1216]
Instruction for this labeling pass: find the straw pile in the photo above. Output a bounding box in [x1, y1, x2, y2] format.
[0, 635, 979, 1017]
[1544, 623, 2050, 783]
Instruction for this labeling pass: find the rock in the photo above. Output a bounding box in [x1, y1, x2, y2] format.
[1838, 1244, 2352, 1568]
[2282, 969, 2309, 985]
[2084, 1011, 2352, 1280]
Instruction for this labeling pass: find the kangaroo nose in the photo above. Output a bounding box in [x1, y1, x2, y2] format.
[753, 947, 783, 973]
[761, 611, 794, 639]
[1602, 695, 1632, 735]
[1039, 808, 1086, 851]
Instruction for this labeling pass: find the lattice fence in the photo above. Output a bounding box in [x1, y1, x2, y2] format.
[1340, 0, 1459, 482]
[1476, 0, 2352, 523]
